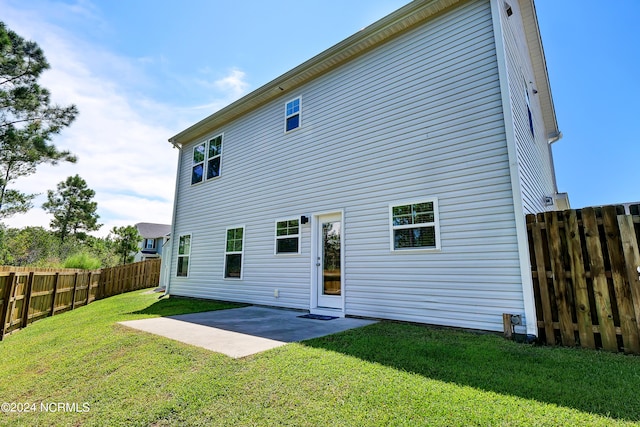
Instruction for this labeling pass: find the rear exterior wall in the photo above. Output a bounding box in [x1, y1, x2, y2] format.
[168, 0, 527, 332]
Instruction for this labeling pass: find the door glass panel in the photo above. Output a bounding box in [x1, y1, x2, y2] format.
[322, 221, 341, 296]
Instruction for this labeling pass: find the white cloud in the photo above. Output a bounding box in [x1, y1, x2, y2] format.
[0, 0, 250, 236]
[213, 68, 250, 99]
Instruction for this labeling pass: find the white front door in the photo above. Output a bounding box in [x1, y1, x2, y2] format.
[315, 213, 343, 309]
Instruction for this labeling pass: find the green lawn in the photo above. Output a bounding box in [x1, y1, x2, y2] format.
[1, 290, 639, 426]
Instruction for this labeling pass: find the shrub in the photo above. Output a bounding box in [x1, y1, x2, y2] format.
[63, 252, 102, 270]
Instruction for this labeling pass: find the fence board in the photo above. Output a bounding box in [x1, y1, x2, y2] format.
[1, 273, 17, 339]
[529, 216, 555, 344]
[582, 208, 618, 351]
[565, 209, 594, 349]
[21, 273, 34, 329]
[618, 215, 640, 339]
[547, 211, 575, 346]
[603, 206, 639, 353]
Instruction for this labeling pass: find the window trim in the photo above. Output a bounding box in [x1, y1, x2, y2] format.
[224, 225, 245, 280]
[274, 217, 301, 255]
[176, 233, 192, 277]
[191, 143, 206, 185]
[144, 238, 156, 249]
[284, 96, 302, 133]
[388, 198, 441, 252]
[206, 133, 223, 181]
[523, 76, 534, 137]
[190, 133, 223, 186]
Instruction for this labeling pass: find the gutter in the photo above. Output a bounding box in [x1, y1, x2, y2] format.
[547, 130, 562, 144]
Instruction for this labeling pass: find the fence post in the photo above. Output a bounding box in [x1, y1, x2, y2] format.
[1, 273, 17, 340]
[50, 273, 60, 317]
[21, 272, 35, 330]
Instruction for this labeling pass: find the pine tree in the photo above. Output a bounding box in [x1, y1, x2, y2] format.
[42, 175, 101, 242]
[0, 21, 78, 218]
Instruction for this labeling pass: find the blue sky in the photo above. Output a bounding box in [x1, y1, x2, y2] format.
[1, 0, 638, 234]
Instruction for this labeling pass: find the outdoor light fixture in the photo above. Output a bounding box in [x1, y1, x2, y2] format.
[504, 2, 513, 16]
[301, 216, 309, 224]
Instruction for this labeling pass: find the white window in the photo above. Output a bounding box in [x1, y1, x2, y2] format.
[224, 226, 245, 279]
[177, 234, 191, 277]
[275, 218, 300, 254]
[191, 143, 205, 185]
[389, 198, 440, 251]
[523, 77, 534, 137]
[191, 134, 223, 185]
[285, 97, 301, 132]
[206, 134, 222, 180]
[145, 239, 156, 249]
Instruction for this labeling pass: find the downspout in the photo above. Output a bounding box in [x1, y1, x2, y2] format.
[490, 0, 538, 337]
[546, 131, 563, 194]
[163, 138, 183, 297]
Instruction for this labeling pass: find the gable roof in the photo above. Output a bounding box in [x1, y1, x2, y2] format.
[169, 0, 559, 145]
[135, 222, 171, 239]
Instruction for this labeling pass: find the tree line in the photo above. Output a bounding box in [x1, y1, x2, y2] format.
[1, 22, 144, 268]
[0, 224, 142, 268]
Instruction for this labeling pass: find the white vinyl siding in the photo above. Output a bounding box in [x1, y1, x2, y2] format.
[169, 0, 525, 332]
[498, 0, 557, 213]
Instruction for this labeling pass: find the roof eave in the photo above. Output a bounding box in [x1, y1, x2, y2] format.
[169, 0, 462, 145]
[518, 0, 560, 142]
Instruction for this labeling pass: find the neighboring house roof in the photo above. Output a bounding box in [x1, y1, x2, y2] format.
[168, 0, 559, 146]
[135, 223, 171, 239]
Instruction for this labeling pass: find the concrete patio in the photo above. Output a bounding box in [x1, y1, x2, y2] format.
[119, 306, 376, 358]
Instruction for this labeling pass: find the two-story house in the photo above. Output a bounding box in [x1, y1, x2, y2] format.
[134, 222, 171, 263]
[164, 0, 565, 336]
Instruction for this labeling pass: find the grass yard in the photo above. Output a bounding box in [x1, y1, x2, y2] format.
[1, 290, 640, 426]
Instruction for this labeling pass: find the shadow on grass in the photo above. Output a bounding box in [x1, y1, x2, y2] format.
[129, 296, 248, 317]
[303, 321, 640, 422]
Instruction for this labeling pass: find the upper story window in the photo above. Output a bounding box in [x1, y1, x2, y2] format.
[191, 143, 205, 185]
[389, 198, 441, 251]
[144, 238, 156, 250]
[275, 218, 300, 254]
[523, 77, 534, 137]
[285, 97, 301, 132]
[191, 134, 223, 185]
[207, 135, 222, 179]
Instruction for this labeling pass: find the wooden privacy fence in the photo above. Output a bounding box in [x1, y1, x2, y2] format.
[527, 204, 640, 354]
[0, 258, 161, 340]
[98, 259, 161, 299]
